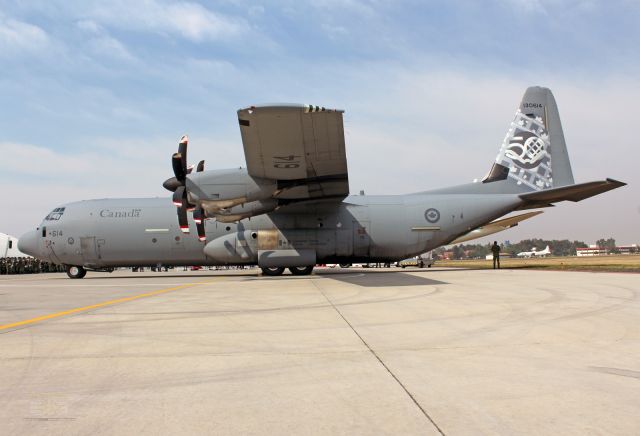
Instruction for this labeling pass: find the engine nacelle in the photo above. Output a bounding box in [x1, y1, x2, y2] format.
[212, 199, 278, 223]
[186, 168, 277, 211]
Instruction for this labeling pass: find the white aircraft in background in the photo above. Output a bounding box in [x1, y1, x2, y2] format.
[517, 245, 551, 258]
[1, 233, 28, 258]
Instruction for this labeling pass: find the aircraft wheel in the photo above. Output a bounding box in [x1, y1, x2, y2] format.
[66, 265, 87, 279]
[339, 263, 351, 268]
[289, 266, 314, 276]
[261, 266, 285, 276]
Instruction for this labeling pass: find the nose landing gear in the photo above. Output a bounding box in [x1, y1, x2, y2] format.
[66, 265, 87, 279]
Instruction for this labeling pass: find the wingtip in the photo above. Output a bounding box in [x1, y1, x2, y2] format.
[605, 178, 627, 187]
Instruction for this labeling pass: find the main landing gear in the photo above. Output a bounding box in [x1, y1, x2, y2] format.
[260, 266, 314, 276]
[66, 265, 87, 279]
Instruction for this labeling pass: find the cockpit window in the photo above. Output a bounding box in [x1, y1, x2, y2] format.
[45, 207, 65, 221]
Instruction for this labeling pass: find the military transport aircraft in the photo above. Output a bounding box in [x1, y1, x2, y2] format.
[18, 87, 625, 278]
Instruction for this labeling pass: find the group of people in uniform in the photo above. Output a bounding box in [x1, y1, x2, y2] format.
[0, 257, 64, 275]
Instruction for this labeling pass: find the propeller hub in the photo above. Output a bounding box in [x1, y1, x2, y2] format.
[163, 177, 181, 192]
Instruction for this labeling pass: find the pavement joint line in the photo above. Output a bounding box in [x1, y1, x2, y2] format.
[310, 279, 446, 436]
[0, 279, 216, 332]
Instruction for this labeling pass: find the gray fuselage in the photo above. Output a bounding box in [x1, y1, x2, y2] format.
[21, 189, 522, 268]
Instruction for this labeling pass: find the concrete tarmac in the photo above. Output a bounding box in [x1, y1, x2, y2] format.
[1, 267, 639, 435]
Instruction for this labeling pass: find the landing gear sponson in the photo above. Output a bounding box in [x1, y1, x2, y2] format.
[260, 266, 314, 276]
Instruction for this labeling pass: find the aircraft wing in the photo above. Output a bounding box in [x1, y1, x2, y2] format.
[450, 211, 543, 244]
[237, 104, 349, 200]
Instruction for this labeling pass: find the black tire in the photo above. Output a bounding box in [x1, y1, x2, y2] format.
[339, 263, 351, 268]
[261, 266, 285, 276]
[66, 265, 86, 279]
[288, 266, 314, 276]
[418, 261, 425, 268]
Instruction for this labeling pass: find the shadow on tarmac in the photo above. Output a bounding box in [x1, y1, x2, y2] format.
[55, 267, 458, 284]
[325, 271, 447, 287]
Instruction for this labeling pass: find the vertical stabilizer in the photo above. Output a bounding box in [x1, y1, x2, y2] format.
[483, 87, 574, 190]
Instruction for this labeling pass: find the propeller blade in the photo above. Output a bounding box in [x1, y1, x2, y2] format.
[193, 207, 203, 224]
[162, 177, 180, 192]
[193, 208, 206, 241]
[172, 186, 185, 207]
[196, 221, 206, 241]
[196, 160, 205, 172]
[172, 153, 186, 182]
[172, 186, 189, 233]
[178, 203, 189, 234]
[178, 135, 188, 173]
[171, 135, 189, 182]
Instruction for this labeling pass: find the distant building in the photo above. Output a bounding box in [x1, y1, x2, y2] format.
[576, 244, 638, 256]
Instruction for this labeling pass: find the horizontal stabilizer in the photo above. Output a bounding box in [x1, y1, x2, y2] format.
[451, 211, 543, 244]
[519, 178, 625, 208]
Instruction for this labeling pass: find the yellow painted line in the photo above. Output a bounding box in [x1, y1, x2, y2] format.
[0, 280, 211, 331]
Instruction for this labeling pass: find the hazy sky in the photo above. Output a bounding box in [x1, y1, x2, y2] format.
[1, 0, 638, 245]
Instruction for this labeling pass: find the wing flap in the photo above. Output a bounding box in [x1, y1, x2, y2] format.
[238, 104, 348, 182]
[450, 211, 543, 244]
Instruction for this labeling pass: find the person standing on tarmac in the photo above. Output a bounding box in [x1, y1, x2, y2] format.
[491, 241, 501, 269]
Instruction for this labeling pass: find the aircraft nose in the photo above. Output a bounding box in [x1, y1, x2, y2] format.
[18, 230, 39, 257]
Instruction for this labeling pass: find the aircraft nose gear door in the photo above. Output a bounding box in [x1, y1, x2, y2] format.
[80, 237, 101, 267]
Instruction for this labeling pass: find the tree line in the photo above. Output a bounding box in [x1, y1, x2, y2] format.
[435, 237, 638, 260]
[436, 238, 590, 260]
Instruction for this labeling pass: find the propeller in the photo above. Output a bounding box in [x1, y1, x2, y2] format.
[165, 135, 207, 241]
[168, 136, 191, 234]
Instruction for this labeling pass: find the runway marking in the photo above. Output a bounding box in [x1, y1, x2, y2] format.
[0, 283, 195, 287]
[0, 280, 211, 332]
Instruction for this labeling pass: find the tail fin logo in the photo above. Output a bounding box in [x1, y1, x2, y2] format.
[506, 131, 546, 169]
[494, 109, 553, 190]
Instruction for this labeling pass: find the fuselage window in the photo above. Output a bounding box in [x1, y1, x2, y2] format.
[42, 226, 47, 237]
[8, 240, 12, 248]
